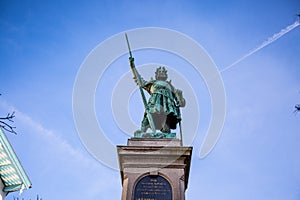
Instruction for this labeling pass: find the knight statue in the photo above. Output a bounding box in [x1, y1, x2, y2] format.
[133, 67, 185, 138]
[125, 34, 185, 138]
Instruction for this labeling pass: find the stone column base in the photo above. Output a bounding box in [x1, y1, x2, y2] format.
[117, 138, 192, 200]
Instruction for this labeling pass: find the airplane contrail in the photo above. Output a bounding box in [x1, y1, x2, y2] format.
[221, 20, 300, 73]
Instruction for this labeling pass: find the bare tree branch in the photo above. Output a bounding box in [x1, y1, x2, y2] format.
[0, 111, 17, 134]
[12, 194, 42, 200]
[293, 104, 300, 115]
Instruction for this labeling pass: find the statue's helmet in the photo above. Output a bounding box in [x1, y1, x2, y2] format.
[155, 66, 168, 81]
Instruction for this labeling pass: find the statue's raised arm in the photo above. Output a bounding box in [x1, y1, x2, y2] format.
[125, 34, 156, 134]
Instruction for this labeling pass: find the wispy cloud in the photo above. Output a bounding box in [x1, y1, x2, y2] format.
[0, 100, 95, 167]
[0, 100, 120, 199]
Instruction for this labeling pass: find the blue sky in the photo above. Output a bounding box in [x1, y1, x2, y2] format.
[1, 0, 300, 199]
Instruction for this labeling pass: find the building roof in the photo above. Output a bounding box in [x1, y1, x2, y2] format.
[0, 128, 31, 192]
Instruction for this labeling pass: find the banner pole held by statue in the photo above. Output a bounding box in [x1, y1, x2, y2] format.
[125, 34, 156, 134]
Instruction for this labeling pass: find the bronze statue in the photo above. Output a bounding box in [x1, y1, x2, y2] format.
[134, 67, 185, 135]
[125, 34, 185, 138]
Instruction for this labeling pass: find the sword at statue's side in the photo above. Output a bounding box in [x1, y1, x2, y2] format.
[125, 33, 156, 134]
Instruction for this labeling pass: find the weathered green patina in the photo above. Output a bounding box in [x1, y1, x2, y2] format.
[132, 67, 185, 139]
[126, 34, 185, 139]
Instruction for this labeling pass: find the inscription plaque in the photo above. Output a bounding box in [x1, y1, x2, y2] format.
[133, 175, 172, 200]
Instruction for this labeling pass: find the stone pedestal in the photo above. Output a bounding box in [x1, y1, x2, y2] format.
[117, 138, 192, 200]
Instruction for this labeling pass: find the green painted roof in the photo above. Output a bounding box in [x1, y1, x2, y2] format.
[0, 128, 31, 192]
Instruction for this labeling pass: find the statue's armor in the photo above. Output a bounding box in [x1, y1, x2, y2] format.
[141, 80, 181, 132]
[150, 80, 172, 94]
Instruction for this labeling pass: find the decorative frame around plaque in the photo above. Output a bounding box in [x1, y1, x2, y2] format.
[133, 174, 173, 200]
